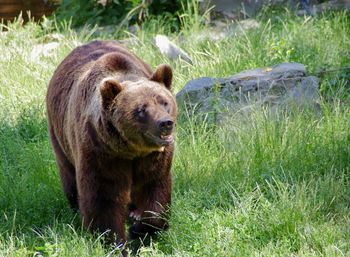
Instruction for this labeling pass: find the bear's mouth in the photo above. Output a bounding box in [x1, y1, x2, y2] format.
[145, 132, 174, 146]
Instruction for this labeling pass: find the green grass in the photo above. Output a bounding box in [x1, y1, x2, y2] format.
[1, 9, 350, 256]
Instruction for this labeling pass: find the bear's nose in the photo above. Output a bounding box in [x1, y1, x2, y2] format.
[157, 119, 174, 132]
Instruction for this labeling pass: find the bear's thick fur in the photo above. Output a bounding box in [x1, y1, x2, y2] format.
[46, 41, 177, 244]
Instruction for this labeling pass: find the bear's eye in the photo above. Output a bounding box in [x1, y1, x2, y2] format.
[136, 105, 147, 116]
[162, 101, 170, 113]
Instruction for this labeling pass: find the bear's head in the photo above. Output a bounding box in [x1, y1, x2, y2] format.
[100, 64, 177, 153]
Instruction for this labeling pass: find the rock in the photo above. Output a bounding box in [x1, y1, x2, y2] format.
[200, 0, 259, 18]
[128, 24, 139, 35]
[236, 19, 260, 31]
[192, 29, 227, 42]
[192, 19, 260, 42]
[297, 0, 350, 16]
[176, 63, 320, 124]
[153, 35, 193, 64]
[90, 25, 117, 37]
[200, 0, 335, 19]
[30, 42, 60, 61]
[200, 0, 286, 19]
[43, 33, 65, 43]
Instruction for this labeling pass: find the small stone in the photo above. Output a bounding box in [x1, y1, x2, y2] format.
[30, 42, 59, 61]
[153, 35, 193, 64]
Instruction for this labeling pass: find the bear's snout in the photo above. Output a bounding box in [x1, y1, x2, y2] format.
[157, 119, 174, 134]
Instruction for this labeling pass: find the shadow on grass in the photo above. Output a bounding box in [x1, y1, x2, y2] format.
[0, 107, 79, 244]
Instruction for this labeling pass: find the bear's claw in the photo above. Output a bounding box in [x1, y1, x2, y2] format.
[129, 211, 141, 220]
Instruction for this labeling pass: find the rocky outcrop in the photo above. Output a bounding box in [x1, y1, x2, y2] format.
[176, 63, 320, 124]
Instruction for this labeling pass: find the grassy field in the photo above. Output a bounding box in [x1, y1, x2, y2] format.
[0, 8, 350, 256]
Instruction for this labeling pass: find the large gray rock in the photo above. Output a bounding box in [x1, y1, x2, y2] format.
[200, 0, 321, 18]
[176, 63, 319, 124]
[297, 0, 350, 16]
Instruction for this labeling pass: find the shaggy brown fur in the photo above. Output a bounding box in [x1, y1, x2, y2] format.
[46, 40, 177, 246]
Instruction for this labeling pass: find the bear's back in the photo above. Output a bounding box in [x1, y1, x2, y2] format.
[59, 41, 152, 77]
[49, 40, 152, 92]
[46, 41, 153, 122]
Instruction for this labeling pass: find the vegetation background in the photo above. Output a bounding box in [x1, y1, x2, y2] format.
[0, 1, 349, 256]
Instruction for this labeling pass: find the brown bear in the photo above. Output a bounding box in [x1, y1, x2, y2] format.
[46, 40, 177, 246]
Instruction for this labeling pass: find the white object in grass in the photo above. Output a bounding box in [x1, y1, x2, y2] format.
[154, 34, 193, 64]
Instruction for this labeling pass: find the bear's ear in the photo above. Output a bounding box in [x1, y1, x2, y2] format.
[100, 78, 123, 109]
[150, 64, 173, 90]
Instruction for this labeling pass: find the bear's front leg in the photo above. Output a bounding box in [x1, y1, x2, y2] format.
[129, 150, 173, 239]
[76, 157, 132, 245]
[129, 175, 172, 239]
